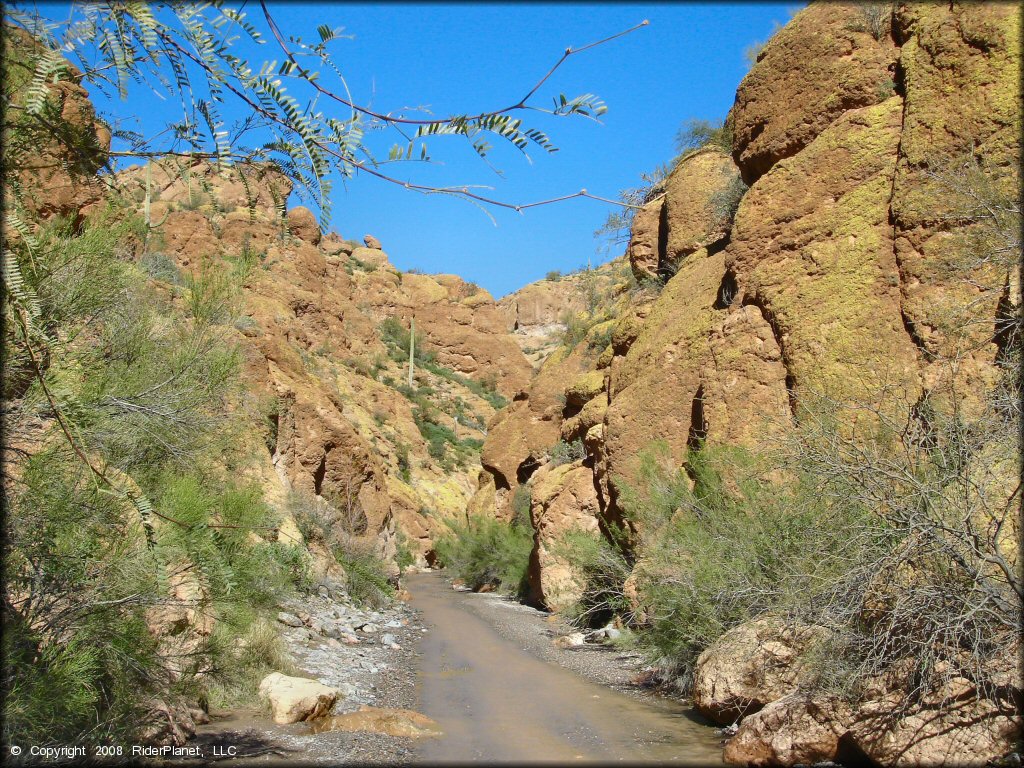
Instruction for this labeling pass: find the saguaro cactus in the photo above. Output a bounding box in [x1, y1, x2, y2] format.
[143, 162, 169, 233]
[408, 316, 416, 388]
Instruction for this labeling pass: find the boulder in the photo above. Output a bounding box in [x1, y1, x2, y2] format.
[692, 617, 828, 724]
[258, 673, 340, 724]
[723, 694, 853, 766]
[564, 370, 606, 411]
[554, 632, 586, 649]
[663, 149, 742, 267]
[848, 674, 1021, 768]
[287, 206, 321, 245]
[363, 234, 382, 249]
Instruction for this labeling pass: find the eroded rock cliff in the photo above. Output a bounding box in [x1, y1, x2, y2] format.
[112, 158, 532, 567]
[470, 2, 1021, 763]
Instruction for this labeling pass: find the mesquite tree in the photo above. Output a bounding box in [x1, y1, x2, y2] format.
[4, 2, 646, 226]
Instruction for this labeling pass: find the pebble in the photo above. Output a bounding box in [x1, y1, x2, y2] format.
[381, 633, 397, 646]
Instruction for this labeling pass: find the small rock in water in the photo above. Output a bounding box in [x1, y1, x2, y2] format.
[309, 706, 441, 738]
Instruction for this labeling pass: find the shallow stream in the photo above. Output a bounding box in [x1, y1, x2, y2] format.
[408, 571, 724, 764]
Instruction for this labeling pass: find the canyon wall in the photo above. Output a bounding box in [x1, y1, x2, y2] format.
[471, 3, 1021, 762]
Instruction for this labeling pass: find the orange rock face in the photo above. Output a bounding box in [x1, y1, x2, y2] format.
[114, 157, 532, 563]
[730, 2, 899, 184]
[526, 462, 602, 611]
[472, 5, 1020, 762]
[2, 26, 109, 225]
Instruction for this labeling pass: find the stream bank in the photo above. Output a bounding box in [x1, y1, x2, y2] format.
[181, 570, 724, 765]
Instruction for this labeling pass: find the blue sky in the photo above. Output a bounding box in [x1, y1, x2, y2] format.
[48, 2, 799, 297]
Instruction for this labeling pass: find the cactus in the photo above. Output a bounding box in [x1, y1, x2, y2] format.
[408, 316, 416, 388]
[143, 162, 169, 233]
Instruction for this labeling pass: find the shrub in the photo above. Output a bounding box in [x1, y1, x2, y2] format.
[545, 269, 563, 281]
[742, 21, 782, 69]
[206, 616, 295, 709]
[287, 490, 336, 544]
[549, 438, 586, 466]
[556, 528, 633, 629]
[233, 315, 259, 333]
[342, 356, 372, 377]
[378, 317, 433, 363]
[395, 532, 416, 571]
[674, 118, 733, 157]
[847, 2, 893, 41]
[333, 539, 394, 608]
[433, 516, 533, 598]
[396, 442, 412, 482]
[511, 484, 533, 528]
[593, 165, 671, 249]
[140, 251, 182, 284]
[616, 442, 875, 690]
[560, 311, 593, 349]
[184, 263, 240, 325]
[706, 174, 749, 232]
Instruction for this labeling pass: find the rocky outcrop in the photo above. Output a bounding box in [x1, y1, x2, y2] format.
[287, 206, 322, 245]
[1, 25, 110, 225]
[730, 2, 899, 184]
[498, 260, 627, 367]
[258, 672, 340, 724]
[115, 157, 533, 564]
[625, 149, 741, 283]
[726, 96, 921, 409]
[626, 201, 663, 282]
[526, 462, 602, 611]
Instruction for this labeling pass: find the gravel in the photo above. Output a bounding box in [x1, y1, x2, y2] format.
[183, 582, 425, 764]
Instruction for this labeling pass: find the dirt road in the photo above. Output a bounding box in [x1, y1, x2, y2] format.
[407, 571, 723, 764]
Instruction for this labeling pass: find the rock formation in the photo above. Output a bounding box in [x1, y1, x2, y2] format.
[470, 2, 1021, 763]
[109, 156, 533, 567]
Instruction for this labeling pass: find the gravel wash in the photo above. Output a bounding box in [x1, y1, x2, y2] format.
[181, 581, 428, 765]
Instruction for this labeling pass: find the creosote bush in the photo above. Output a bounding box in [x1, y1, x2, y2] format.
[674, 118, 733, 158]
